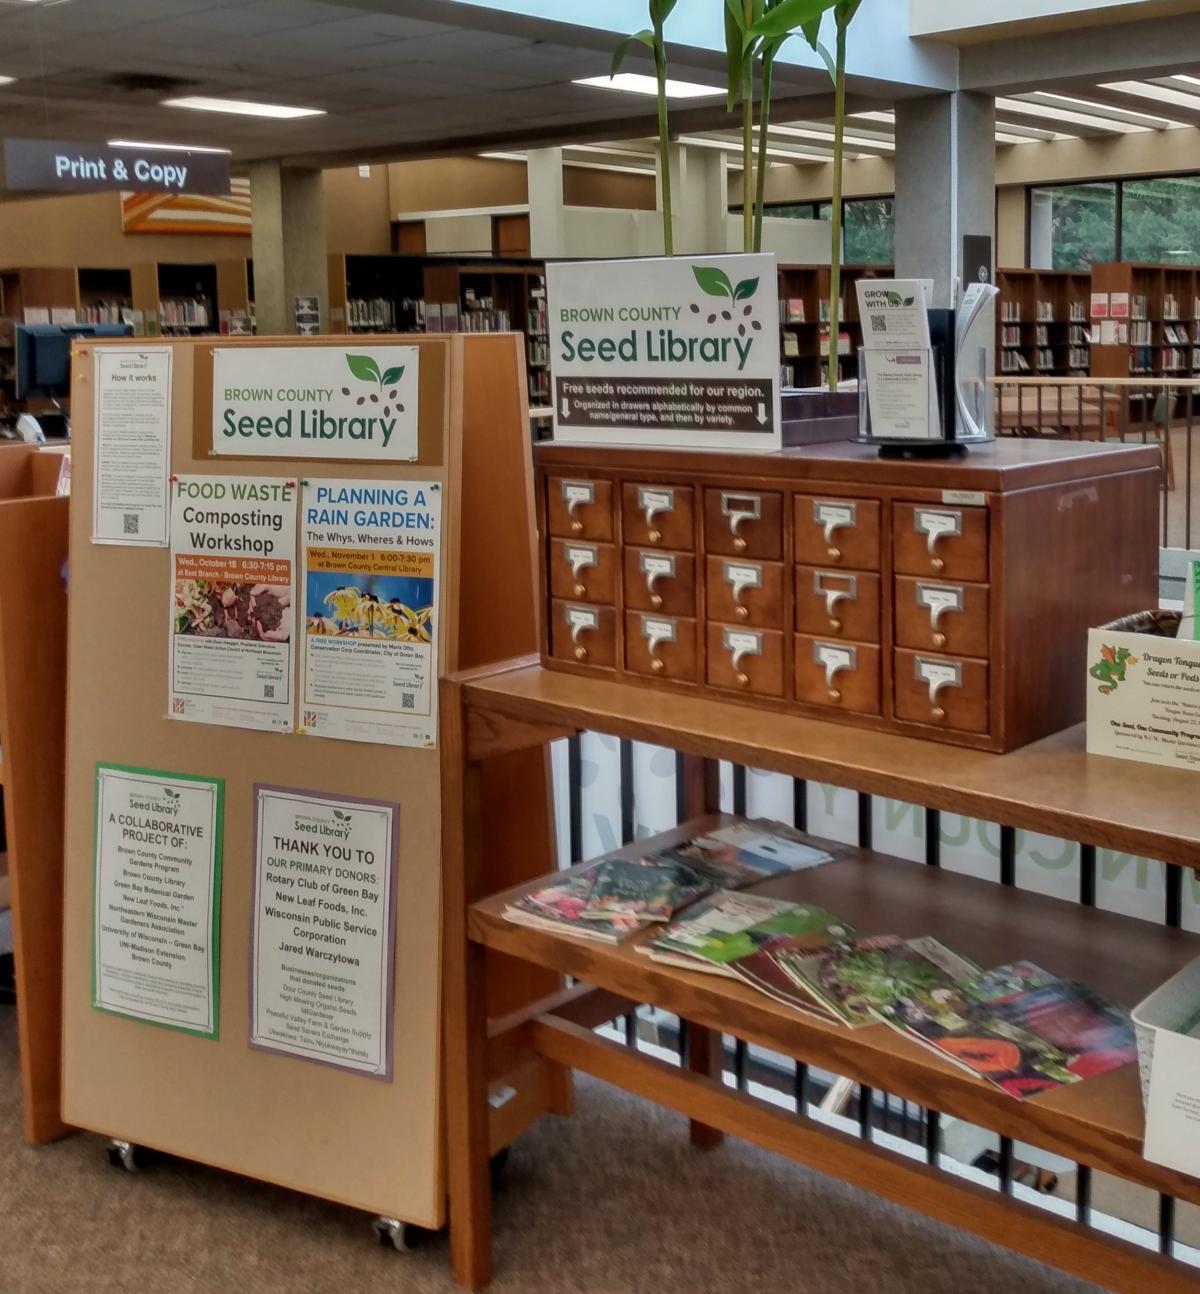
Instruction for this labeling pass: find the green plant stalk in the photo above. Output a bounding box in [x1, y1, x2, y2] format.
[753, 52, 774, 253]
[655, 29, 673, 255]
[827, 16, 846, 391]
[742, 0, 754, 253]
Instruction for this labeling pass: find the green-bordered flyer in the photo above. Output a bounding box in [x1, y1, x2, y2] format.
[93, 762, 224, 1038]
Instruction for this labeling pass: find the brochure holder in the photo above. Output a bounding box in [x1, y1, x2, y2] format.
[858, 284, 998, 458]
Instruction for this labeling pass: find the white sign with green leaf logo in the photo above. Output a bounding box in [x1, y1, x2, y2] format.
[212, 345, 419, 461]
[547, 253, 781, 452]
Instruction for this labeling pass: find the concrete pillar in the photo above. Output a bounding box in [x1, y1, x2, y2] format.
[661, 144, 729, 255]
[1028, 188, 1054, 270]
[894, 92, 995, 307]
[527, 147, 566, 259]
[248, 160, 328, 336]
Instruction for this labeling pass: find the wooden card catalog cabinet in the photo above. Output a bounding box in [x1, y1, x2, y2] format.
[536, 440, 1161, 751]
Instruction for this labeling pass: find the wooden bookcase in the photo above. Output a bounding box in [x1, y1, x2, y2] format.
[1090, 262, 1200, 380]
[442, 661, 1200, 1293]
[996, 269, 1091, 377]
[777, 264, 893, 389]
[214, 257, 254, 335]
[130, 261, 221, 336]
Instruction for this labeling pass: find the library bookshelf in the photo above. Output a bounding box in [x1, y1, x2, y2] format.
[130, 261, 223, 336]
[778, 263, 892, 388]
[996, 269, 1091, 377]
[443, 658, 1200, 1293]
[1090, 261, 1200, 381]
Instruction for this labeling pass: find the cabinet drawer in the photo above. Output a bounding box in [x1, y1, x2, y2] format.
[794, 496, 880, 570]
[705, 624, 784, 697]
[622, 483, 694, 549]
[623, 547, 695, 616]
[794, 567, 880, 642]
[894, 649, 989, 734]
[704, 489, 782, 559]
[549, 600, 617, 669]
[893, 503, 988, 581]
[794, 636, 881, 716]
[548, 539, 616, 604]
[894, 576, 989, 657]
[705, 556, 785, 629]
[546, 476, 614, 541]
[625, 612, 697, 683]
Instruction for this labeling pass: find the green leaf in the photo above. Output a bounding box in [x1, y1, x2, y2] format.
[611, 29, 654, 78]
[381, 365, 404, 387]
[652, 0, 680, 20]
[346, 354, 382, 385]
[724, 2, 745, 110]
[725, 0, 746, 30]
[748, 0, 834, 39]
[693, 265, 734, 299]
[902, 296, 915, 307]
[812, 36, 836, 82]
[733, 276, 760, 301]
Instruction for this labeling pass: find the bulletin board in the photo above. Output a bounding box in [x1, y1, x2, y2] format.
[60, 333, 554, 1227]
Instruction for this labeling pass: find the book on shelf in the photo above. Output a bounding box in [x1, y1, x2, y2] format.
[781, 298, 807, 324]
[639, 891, 853, 977]
[1000, 301, 1021, 323]
[783, 333, 800, 358]
[503, 818, 838, 943]
[1035, 324, 1049, 346]
[1036, 299, 1054, 322]
[877, 960, 1137, 1100]
[775, 934, 980, 1028]
[1069, 300, 1086, 322]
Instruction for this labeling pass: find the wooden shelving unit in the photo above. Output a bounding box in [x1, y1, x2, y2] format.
[214, 257, 254, 335]
[996, 268, 1091, 377]
[130, 261, 220, 336]
[777, 263, 893, 388]
[1090, 261, 1200, 380]
[443, 659, 1200, 1293]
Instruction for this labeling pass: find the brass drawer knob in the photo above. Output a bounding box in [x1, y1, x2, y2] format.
[574, 645, 588, 661]
[933, 631, 946, 649]
[734, 535, 748, 552]
[650, 658, 665, 674]
[736, 605, 749, 621]
[828, 688, 842, 703]
[571, 518, 584, 534]
[648, 527, 662, 544]
[827, 546, 841, 561]
[573, 582, 586, 598]
[735, 671, 750, 687]
[829, 618, 842, 633]
[932, 705, 946, 721]
[650, 593, 663, 609]
[932, 556, 945, 572]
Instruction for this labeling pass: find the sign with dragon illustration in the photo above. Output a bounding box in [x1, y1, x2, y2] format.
[212, 345, 420, 462]
[299, 478, 442, 748]
[1086, 625, 1200, 771]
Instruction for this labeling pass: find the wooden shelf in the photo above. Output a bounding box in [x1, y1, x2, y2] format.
[470, 819, 1200, 1206]
[444, 658, 1200, 1293]
[457, 660, 1200, 867]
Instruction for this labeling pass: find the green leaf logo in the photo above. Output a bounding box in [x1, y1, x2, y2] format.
[692, 265, 734, 300]
[733, 276, 759, 302]
[381, 365, 404, 387]
[164, 788, 179, 799]
[885, 291, 903, 306]
[333, 810, 351, 822]
[902, 296, 915, 307]
[346, 354, 382, 385]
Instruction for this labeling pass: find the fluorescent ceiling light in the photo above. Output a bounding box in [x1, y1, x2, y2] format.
[850, 110, 894, 123]
[566, 161, 656, 177]
[678, 134, 839, 162]
[995, 131, 1039, 145]
[0, 76, 15, 86]
[478, 151, 526, 161]
[1022, 91, 1174, 130]
[772, 123, 893, 151]
[109, 138, 230, 154]
[574, 73, 723, 100]
[996, 96, 1145, 133]
[163, 96, 324, 119]
[1102, 79, 1200, 113]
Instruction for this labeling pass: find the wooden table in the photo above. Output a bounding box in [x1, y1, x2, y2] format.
[442, 657, 1200, 1293]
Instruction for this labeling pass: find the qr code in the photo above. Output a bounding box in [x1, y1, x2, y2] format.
[122, 512, 139, 535]
[263, 684, 275, 699]
[870, 316, 888, 334]
[401, 692, 416, 711]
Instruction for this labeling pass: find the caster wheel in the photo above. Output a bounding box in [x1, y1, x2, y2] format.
[490, 1146, 510, 1192]
[106, 1139, 142, 1172]
[373, 1217, 430, 1252]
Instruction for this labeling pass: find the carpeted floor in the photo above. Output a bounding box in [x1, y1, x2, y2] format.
[0, 1008, 1102, 1294]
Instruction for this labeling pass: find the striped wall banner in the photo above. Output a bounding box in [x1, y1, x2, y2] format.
[121, 177, 251, 235]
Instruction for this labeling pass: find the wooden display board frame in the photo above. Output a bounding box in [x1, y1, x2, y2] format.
[61, 333, 560, 1227]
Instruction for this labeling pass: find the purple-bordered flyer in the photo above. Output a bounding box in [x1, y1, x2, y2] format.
[250, 783, 399, 1079]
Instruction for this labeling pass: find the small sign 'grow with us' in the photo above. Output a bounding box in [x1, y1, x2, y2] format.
[212, 346, 420, 461]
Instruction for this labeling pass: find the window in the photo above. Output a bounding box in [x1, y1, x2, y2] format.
[1121, 175, 1200, 263]
[842, 197, 894, 265]
[1028, 182, 1117, 270]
